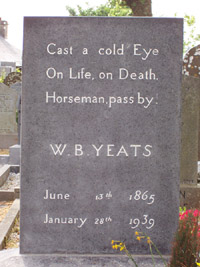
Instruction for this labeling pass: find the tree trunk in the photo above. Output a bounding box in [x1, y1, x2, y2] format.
[123, 0, 152, 16]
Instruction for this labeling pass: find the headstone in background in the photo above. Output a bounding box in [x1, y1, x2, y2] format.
[10, 82, 22, 144]
[9, 144, 20, 165]
[180, 76, 200, 185]
[183, 44, 200, 162]
[180, 185, 200, 208]
[21, 17, 183, 255]
[0, 62, 16, 77]
[17, 95, 21, 144]
[10, 82, 22, 94]
[180, 45, 200, 208]
[0, 83, 18, 148]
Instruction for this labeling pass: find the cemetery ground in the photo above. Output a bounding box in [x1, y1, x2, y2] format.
[0, 200, 19, 249]
[0, 162, 20, 250]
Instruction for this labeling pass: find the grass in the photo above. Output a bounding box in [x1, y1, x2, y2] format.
[0, 201, 13, 223]
[4, 216, 20, 249]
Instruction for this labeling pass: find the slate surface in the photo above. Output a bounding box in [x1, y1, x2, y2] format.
[21, 17, 183, 254]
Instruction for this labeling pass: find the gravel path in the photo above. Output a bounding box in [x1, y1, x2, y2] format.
[0, 172, 20, 190]
[0, 166, 20, 249]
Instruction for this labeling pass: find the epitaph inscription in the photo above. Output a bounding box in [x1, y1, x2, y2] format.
[21, 17, 183, 254]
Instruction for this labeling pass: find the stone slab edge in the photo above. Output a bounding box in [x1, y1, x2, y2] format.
[0, 164, 20, 201]
[0, 199, 20, 250]
[0, 164, 20, 174]
[0, 248, 169, 267]
[0, 164, 10, 187]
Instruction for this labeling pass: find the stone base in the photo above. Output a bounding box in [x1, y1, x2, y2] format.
[180, 184, 200, 208]
[0, 134, 18, 149]
[0, 249, 169, 267]
[0, 165, 10, 187]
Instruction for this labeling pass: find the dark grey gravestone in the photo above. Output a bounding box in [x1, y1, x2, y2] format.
[21, 17, 183, 255]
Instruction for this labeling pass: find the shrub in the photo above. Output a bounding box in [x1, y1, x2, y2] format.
[169, 209, 200, 267]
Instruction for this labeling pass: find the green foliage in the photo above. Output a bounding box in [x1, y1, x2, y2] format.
[66, 0, 132, 17]
[16, 109, 18, 124]
[111, 210, 200, 266]
[16, 67, 21, 73]
[112, 232, 168, 267]
[0, 70, 6, 83]
[116, 0, 152, 16]
[179, 206, 186, 214]
[184, 14, 200, 54]
[66, 3, 199, 53]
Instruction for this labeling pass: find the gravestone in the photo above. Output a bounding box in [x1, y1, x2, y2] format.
[0, 83, 18, 148]
[180, 76, 200, 185]
[10, 82, 22, 94]
[21, 17, 183, 255]
[10, 82, 22, 144]
[182, 44, 200, 162]
[180, 45, 200, 208]
[180, 76, 200, 206]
